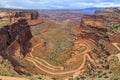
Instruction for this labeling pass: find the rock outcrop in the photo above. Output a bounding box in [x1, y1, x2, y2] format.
[0, 10, 43, 27]
[14, 11, 43, 26]
[81, 8, 120, 31]
[81, 14, 104, 27]
[80, 8, 120, 43]
[0, 10, 44, 57]
[0, 19, 32, 57]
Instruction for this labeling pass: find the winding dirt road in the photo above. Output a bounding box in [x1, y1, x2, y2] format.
[25, 39, 96, 77]
[26, 53, 92, 75]
[29, 40, 63, 70]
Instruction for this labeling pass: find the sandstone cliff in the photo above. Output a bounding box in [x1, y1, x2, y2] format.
[0, 9, 44, 57]
[81, 8, 120, 28]
[14, 11, 43, 26]
[0, 19, 32, 57]
[80, 8, 120, 43]
[0, 10, 44, 76]
[0, 10, 43, 27]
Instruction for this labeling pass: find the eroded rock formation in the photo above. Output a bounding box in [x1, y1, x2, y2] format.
[80, 8, 120, 42]
[0, 19, 32, 57]
[0, 10, 44, 58]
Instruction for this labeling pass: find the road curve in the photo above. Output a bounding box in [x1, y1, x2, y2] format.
[26, 39, 96, 76]
[26, 53, 91, 75]
[29, 41, 64, 70]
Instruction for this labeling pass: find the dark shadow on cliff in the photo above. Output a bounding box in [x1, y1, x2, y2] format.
[0, 19, 33, 75]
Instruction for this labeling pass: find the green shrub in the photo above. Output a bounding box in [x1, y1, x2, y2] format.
[105, 65, 109, 69]
[104, 76, 109, 78]
[52, 77, 56, 80]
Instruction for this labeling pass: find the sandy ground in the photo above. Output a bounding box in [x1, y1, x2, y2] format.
[0, 76, 29, 80]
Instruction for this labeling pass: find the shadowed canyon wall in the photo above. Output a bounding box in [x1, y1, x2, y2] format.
[0, 10, 43, 57]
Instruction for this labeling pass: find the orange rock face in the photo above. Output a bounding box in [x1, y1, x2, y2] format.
[27, 17, 43, 26]
[72, 28, 83, 35]
[14, 11, 43, 26]
[81, 14, 104, 27]
[108, 34, 120, 43]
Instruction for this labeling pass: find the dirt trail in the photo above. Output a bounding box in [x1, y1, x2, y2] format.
[112, 43, 120, 51]
[26, 53, 91, 75]
[26, 57, 57, 71]
[0, 76, 29, 80]
[26, 39, 96, 77]
[29, 40, 64, 70]
[35, 57, 64, 70]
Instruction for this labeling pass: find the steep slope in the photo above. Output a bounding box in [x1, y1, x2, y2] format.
[0, 10, 43, 77]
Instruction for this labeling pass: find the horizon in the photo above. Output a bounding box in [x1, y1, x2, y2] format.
[0, 0, 120, 9]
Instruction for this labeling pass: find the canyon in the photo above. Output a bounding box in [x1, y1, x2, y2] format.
[0, 8, 120, 80]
